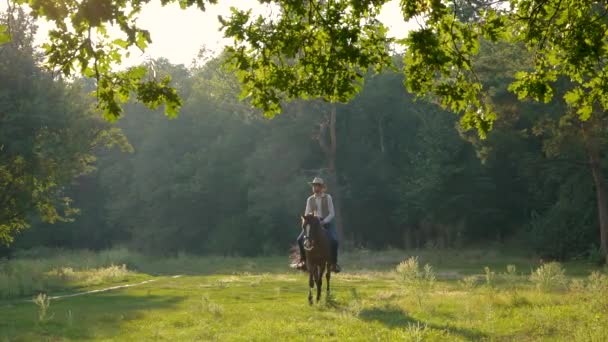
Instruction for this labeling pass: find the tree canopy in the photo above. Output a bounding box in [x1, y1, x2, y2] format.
[2, 1, 608, 136]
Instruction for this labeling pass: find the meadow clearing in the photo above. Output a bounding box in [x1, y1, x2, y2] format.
[1, 248, 607, 341]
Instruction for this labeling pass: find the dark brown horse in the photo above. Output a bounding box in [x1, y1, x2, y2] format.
[300, 214, 332, 304]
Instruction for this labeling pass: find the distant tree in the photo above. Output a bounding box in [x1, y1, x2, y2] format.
[471, 40, 608, 259]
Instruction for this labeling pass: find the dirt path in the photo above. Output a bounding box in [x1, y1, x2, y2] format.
[27, 275, 183, 302]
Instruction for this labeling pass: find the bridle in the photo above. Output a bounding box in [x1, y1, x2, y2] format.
[303, 221, 314, 251]
[302, 216, 320, 251]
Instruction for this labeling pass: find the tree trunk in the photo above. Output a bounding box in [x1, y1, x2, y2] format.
[327, 105, 345, 241]
[317, 103, 344, 241]
[378, 116, 385, 154]
[588, 148, 608, 257]
[583, 128, 608, 262]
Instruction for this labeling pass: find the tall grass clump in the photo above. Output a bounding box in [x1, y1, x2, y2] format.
[530, 262, 567, 291]
[585, 271, 608, 311]
[199, 295, 224, 318]
[0, 248, 138, 299]
[395, 257, 435, 309]
[406, 322, 430, 342]
[0, 259, 48, 299]
[82, 264, 131, 285]
[502, 265, 518, 284]
[33, 293, 52, 323]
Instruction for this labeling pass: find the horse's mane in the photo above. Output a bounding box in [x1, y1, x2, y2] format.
[302, 214, 321, 224]
[302, 215, 323, 235]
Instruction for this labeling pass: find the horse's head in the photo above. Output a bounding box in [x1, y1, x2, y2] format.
[301, 214, 322, 251]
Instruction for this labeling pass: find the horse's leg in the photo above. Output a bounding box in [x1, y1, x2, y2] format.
[316, 265, 323, 302]
[326, 262, 331, 296]
[308, 270, 314, 305]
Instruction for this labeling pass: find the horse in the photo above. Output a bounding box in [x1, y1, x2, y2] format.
[300, 214, 332, 304]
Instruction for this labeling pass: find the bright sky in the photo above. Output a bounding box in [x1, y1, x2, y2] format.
[2, 0, 416, 66]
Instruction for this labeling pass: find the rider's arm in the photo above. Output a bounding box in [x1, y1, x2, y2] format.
[304, 196, 312, 216]
[322, 195, 335, 224]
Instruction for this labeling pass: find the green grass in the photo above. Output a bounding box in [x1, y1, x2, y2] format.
[1, 248, 607, 341]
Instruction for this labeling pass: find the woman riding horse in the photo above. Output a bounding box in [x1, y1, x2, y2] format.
[292, 177, 341, 273]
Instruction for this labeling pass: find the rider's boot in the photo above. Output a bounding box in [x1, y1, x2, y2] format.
[297, 260, 307, 271]
[290, 258, 307, 271]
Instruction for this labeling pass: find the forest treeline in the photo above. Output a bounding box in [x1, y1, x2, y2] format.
[1, 12, 605, 261]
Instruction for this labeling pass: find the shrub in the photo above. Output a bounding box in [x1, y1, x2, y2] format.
[484, 267, 496, 288]
[501, 265, 519, 290]
[586, 245, 605, 265]
[395, 257, 435, 309]
[529, 262, 567, 291]
[569, 278, 586, 292]
[459, 275, 479, 291]
[586, 271, 608, 312]
[526, 201, 596, 260]
[587, 271, 608, 292]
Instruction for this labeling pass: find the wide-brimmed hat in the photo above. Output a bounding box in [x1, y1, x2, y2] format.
[309, 177, 325, 186]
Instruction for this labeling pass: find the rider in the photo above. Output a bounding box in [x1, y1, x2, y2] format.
[293, 177, 341, 273]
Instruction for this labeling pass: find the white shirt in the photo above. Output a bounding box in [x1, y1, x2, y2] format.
[305, 193, 335, 225]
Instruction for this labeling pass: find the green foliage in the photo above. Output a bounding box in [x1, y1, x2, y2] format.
[0, 10, 130, 244]
[220, 1, 392, 116]
[5, 0, 607, 146]
[96, 66, 182, 120]
[10, 0, 197, 119]
[526, 178, 597, 260]
[0, 23, 9, 44]
[225, 0, 608, 140]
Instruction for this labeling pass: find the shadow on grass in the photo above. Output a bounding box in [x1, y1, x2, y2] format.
[323, 292, 341, 309]
[0, 292, 186, 341]
[318, 287, 357, 310]
[359, 306, 487, 340]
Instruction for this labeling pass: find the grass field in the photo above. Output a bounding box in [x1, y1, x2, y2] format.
[1, 248, 607, 341]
